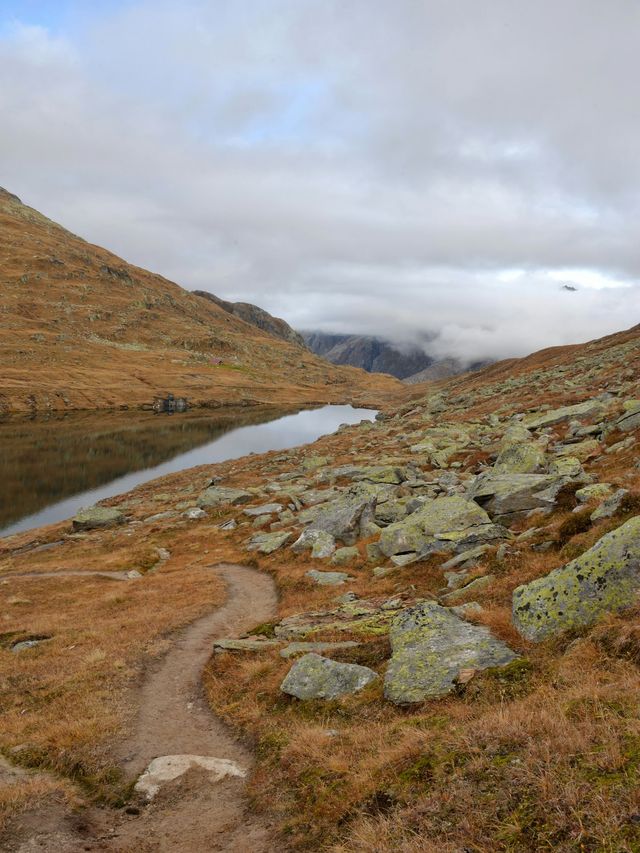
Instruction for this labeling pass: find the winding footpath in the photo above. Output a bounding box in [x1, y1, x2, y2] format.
[9, 564, 281, 853]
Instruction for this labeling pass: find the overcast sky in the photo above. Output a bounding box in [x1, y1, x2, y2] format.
[2, 1, 640, 362]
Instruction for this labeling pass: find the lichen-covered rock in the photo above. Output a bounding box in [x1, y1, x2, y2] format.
[280, 641, 361, 659]
[213, 638, 280, 652]
[331, 546, 359, 566]
[280, 653, 378, 699]
[575, 483, 613, 504]
[243, 503, 283, 516]
[302, 491, 377, 545]
[197, 486, 252, 508]
[467, 472, 568, 520]
[548, 456, 585, 478]
[590, 489, 628, 521]
[306, 569, 353, 586]
[351, 465, 408, 484]
[616, 403, 640, 432]
[384, 602, 517, 703]
[378, 496, 494, 558]
[512, 516, 640, 641]
[291, 529, 336, 558]
[246, 531, 292, 554]
[72, 506, 125, 531]
[523, 400, 604, 430]
[555, 438, 600, 462]
[494, 441, 546, 474]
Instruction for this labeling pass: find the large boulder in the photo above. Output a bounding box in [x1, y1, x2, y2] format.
[302, 491, 377, 546]
[197, 486, 252, 508]
[467, 472, 569, 520]
[493, 442, 547, 474]
[523, 400, 604, 430]
[378, 496, 496, 558]
[616, 402, 640, 432]
[280, 653, 378, 699]
[512, 516, 640, 641]
[72, 505, 125, 531]
[384, 602, 518, 704]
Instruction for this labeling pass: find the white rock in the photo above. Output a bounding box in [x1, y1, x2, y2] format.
[134, 754, 246, 800]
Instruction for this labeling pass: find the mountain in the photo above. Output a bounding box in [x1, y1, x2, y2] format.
[301, 331, 434, 379]
[193, 290, 306, 347]
[404, 357, 489, 384]
[0, 189, 401, 414]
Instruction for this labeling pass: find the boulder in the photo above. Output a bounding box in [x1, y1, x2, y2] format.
[243, 503, 283, 516]
[493, 442, 547, 474]
[512, 516, 640, 641]
[616, 403, 640, 432]
[72, 506, 124, 531]
[280, 653, 378, 699]
[246, 531, 292, 554]
[331, 546, 360, 566]
[384, 602, 518, 704]
[467, 472, 568, 520]
[280, 641, 361, 659]
[378, 496, 495, 558]
[590, 489, 628, 521]
[554, 438, 600, 462]
[303, 492, 377, 546]
[197, 486, 252, 508]
[291, 529, 336, 558]
[523, 400, 604, 430]
[306, 569, 353, 586]
[575, 483, 613, 504]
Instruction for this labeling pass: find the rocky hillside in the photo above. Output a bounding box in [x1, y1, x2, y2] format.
[0, 189, 400, 414]
[3, 323, 640, 850]
[404, 356, 488, 384]
[302, 331, 435, 379]
[193, 290, 306, 348]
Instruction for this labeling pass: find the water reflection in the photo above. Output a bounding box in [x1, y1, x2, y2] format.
[0, 404, 376, 537]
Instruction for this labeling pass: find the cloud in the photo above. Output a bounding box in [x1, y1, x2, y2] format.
[1, 1, 639, 363]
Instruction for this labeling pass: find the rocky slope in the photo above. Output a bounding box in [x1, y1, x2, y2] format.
[193, 290, 306, 348]
[0, 189, 400, 414]
[302, 331, 435, 379]
[3, 323, 640, 850]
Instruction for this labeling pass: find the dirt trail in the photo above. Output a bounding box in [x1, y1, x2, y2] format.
[7, 564, 282, 853]
[1, 570, 133, 581]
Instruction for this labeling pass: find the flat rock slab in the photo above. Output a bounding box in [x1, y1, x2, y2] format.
[243, 503, 283, 516]
[513, 515, 640, 641]
[280, 641, 361, 658]
[134, 754, 246, 800]
[384, 602, 518, 704]
[197, 487, 252, 508]
[280, 653, 378, 699]
[246, 531, 292, 554]
[213, 638, 281, 652]
[306, 569, 353, 586]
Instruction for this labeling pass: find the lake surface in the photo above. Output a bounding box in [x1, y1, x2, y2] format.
[0, 404, 376, 538]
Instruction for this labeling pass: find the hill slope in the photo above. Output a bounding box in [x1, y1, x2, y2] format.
[3, 322, 640, 850]
[193, 290, 306, 347]
[0, 190, 400, 414]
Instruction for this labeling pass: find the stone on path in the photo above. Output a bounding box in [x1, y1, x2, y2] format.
[134, 754, 246, 800]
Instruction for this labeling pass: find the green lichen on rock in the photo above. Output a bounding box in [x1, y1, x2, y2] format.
[512, 515, 640, 641]
[494, 442, 547, 474]
[197, 486, 252, 508]
[280, 653, 378, 699]
[384, 602, 518, 704]
[72, 505, 125, 531]
[378, 495, 494, 557]
[523, 400, 604, 430]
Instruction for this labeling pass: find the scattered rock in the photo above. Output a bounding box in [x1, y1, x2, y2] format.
[306, 569, 353, 586]
[197, 486, 252, 508]
[291, 529, 336, 558]
[280, 641, 361, 659]
[246, 531, 292, 554]
[331, 546, 360, 566]
[213, 638, 280, 652]
[523, 400, 604, 430]
[280, 653, 378, 699]
[243, 503, 283, 516]
[590, 489, 629, 521]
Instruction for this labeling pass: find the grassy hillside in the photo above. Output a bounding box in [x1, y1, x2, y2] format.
[0, 189, 400, 414]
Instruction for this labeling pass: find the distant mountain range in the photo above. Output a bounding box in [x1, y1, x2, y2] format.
[301, 331, 484, 382]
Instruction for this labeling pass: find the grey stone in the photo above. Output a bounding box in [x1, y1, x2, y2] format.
[280, 641, 361, 659]
[331, 546, 360, 566]
[197, 486, 252, 508]
[72, 506, 125, 531]
[280, 653, 378, 699]
[513, 515, 640, 641]
[384, 602, 518, 704]
[246, 531, 292, 554]
[243, 503, 283, 517]
[590, 489, 629, 521]
[306, 569, 353, 586]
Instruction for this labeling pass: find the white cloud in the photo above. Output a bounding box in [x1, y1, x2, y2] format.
[1, 1, 639, 363]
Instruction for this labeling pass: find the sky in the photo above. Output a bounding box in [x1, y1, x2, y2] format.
[1, 1, 640, 363]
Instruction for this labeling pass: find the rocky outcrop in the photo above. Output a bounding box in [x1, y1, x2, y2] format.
[512, 516, 640, 641]
[384, 602, 518, 703]
[193, 290, 306, 347]
[72, 505, 125, 531]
